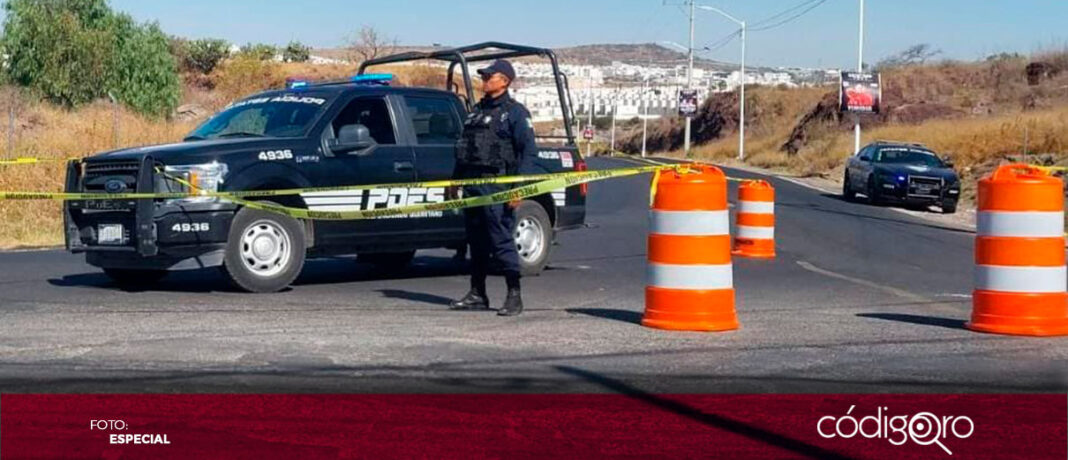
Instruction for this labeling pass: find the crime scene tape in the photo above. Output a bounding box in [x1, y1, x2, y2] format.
[0, 157, 78, 165]
[0, 164, 681, 220]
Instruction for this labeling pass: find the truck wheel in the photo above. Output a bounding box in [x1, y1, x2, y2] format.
[842, 174, 856, 201]
[514, 200, 552, 276]
[222, 205, 306, 293]
[358, 251, 416, 272]
[103, 268, 167, 287]
[942, 199, 958, 214]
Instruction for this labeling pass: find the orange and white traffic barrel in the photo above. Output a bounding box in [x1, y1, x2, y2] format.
[968, 164, 1068, 336]
[733, 180, 776, 259]
[642, 164, 738, 332]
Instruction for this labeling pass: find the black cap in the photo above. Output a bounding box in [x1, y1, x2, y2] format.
[477, 59, 516, 82]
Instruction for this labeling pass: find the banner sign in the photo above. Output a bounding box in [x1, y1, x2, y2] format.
[678, 89, 699, 116]
[2, 394, 1065, 459]
[840, 71, 882, 114]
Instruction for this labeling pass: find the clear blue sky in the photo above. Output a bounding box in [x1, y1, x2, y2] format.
[20, 1, 1068, 68]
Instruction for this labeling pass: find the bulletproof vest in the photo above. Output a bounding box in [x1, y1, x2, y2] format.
[457, 99, 517, 173]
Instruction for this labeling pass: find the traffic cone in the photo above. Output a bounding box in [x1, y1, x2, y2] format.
[733, 180, 776, 259]
[968, 164, 1068, 336]
[642, 164, 738, 332]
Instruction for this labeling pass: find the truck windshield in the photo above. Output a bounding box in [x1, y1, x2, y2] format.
[874, 148, 944, 167]
[186, 93, 333, 140]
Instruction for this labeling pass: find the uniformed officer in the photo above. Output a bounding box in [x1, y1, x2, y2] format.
[449, 59, 538, 317]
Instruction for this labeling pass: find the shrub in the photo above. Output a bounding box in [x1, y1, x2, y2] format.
[238, 43, 278, 61]
[110, 17, 181, 117]
[183, 38, 230, 74]
[1, 0, 181, 117]
[2, 0, 116, 107]
[283, 41, 311, 63]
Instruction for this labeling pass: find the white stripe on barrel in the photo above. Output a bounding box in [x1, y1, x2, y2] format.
[647, 263, 734, 290]
[977, 211, 1064, 238]
[738, 201, 774, 214]
[650, 210, 730, 236]
[975, 265, 1068, 293]
[737, 225, 775, 239]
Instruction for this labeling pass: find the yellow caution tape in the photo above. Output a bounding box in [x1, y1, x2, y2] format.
[230, 167, 658, 221]
[0, 157, 78, 165]
[0, 164, 678, 221]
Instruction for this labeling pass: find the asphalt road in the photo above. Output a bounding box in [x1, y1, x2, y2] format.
[0, 157, 1064, 393]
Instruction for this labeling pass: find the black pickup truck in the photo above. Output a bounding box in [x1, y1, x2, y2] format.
[64, 42, 585, 292]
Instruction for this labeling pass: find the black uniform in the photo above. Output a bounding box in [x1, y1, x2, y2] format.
[453, 91, 538, 311]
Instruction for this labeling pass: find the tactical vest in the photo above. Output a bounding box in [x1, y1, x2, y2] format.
[457, 99, 517, 173]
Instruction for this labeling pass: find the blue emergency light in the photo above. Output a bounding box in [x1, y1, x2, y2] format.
[285, 78, 309, 90]
[351, 73, 393, 85]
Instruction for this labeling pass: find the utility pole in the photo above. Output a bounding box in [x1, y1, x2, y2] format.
[587, 70, 594, 157]
[641, 77, 649, 158]
[854, 0, 865, 154]
[684, 0, 695, 157]
[610, 85, 618, 152]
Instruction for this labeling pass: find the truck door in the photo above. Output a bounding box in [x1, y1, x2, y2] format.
[399, 94, 466, 241]
[308, 95, 418, 245]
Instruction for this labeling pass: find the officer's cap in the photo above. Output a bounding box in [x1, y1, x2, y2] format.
[477, 59, 516, 82]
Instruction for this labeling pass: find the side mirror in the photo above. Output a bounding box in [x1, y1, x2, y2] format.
[329, 124, 375, 154]
[942, 156, 955, 168]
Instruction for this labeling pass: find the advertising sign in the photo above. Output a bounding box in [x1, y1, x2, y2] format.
[840, 71, 882, 114]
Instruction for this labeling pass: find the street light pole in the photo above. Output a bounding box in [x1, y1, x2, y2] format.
[696, 5, 746, 160]
[684, 0, 695, 157]
[610, 86, 617, 152]
[855, 0, 864, 154]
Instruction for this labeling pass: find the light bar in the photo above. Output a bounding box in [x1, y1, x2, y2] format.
[350, 73, 393, 85]
[285, 78, 309, 90]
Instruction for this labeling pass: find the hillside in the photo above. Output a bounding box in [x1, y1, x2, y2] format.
[617, 50, 1068, 211]
[314, 42, 746, 70]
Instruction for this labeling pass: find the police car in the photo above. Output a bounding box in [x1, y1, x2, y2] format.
[63, 43, 586, 292]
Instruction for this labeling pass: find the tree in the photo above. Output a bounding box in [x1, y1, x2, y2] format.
[876, 44, 942, 69]
[1, 0, 181, 117]
[181, 38, 230, 74]
[238, 42, 278, 61]
[283, 41, 311, 63]
[346, 25, 397, 63]
[110, 16, 181, 117]
[2, 0, 116, 107]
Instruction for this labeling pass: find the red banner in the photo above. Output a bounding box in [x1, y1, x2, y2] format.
[2, 394, 1065, 459]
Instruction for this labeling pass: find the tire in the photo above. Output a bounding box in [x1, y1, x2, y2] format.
[358, 251, 416, 272]
[514, 200, 553, 276]
[942, 199, 958, 214]
[103, 268, 167, 287]
[842, 173, 856, 201]
[866, 177, 882, 205]
[221, 205, 306, 293]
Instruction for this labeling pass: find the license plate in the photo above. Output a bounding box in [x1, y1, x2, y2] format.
[917, 185, 937, 194]
[98, 224, 124, 245]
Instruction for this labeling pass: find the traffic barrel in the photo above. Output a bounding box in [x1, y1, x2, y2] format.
[968, 164, 1068, 336]
[733, 180, 776, 259]
[642, 164, 738, 332]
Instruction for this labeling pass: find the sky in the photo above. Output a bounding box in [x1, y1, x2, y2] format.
[12, 0, 1068, 68]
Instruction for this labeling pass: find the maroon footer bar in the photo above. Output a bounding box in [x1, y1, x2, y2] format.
[1, 394, 1065, 459]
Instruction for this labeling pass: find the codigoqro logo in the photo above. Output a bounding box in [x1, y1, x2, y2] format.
[817, 405, 975, 455]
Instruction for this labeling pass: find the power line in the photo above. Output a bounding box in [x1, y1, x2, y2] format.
[699, 29, 742, 54]
[750, 0, 828, 32]
[748, 0, 823, 29]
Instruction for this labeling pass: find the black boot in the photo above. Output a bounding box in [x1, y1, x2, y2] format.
[497, 287, 523, 316]
[450, 289, 490, 310]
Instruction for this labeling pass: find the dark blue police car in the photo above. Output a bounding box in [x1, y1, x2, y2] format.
[64, 43, 586, 292]
[842, 140, 961, 214]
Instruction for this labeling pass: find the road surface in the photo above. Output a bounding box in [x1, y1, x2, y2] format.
[0, 157, 1064, 393]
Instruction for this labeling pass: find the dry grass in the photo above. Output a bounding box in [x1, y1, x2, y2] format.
[0, 99, 198, 248]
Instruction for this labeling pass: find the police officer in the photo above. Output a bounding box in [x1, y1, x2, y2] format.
[449, 59, 538, 317]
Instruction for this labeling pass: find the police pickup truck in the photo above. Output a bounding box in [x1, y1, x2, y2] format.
[64, 43, 586, 292]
